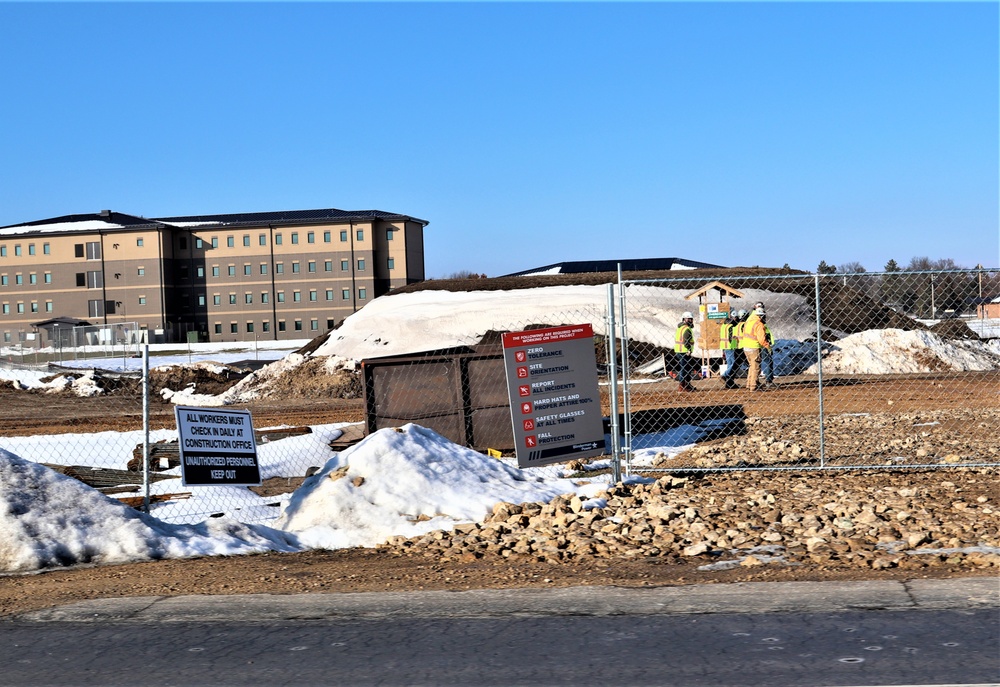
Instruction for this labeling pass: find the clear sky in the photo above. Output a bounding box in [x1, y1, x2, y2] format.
[1, 2, 997, 277]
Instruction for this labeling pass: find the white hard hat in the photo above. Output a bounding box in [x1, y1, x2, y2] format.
[755, 306, 766, 316]
[682, 311, 693, 320]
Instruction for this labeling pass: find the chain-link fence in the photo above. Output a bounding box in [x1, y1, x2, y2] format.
[614, 269, 1000, 473]
[2, 268, 997, 527]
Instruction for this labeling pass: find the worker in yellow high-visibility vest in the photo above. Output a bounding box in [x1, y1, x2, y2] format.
[718, 311, 739, 389]
[740, 306, 771, 392]
[674, 312, 696, 392]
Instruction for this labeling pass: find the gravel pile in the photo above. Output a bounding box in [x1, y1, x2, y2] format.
[387, 467, 999, 574]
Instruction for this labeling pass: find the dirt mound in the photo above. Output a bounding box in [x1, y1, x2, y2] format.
[149, 365, 251, 398]
[250, 357, 362, 400]
[929, 318, 978, 340]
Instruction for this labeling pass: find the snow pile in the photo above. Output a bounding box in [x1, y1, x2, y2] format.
[808, 329, 1000, 375]
[0, 447, 300, 573]
[0, 425, 602, 573]
[276, 424, 597, 549]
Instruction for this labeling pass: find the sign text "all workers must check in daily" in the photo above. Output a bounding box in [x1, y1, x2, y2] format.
[174, 406, 261, 486]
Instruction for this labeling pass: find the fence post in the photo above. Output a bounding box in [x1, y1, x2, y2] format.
[142, 341, 151, 513]
[606, 284, 622, 484]
[617, 267, 633, 476]
[814, 274, 826, 468]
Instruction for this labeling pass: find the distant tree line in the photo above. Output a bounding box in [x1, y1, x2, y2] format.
[815, 257, 998, 319]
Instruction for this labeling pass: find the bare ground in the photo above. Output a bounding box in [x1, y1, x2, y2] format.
[0, 369, 998, 619]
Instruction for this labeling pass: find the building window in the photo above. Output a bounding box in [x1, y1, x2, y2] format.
[244, 264, 252, 276]
[310, 319, 319, 331]
[276, 263, 284, 274]
[357, 258, 365, 271]
[28, 244, 35, 256]
[87, 300, 103, 317]
[245, 293, 253, 304]
[198, 294, 206, 307]
[229, 294, 237, 305]
[74, 244, 83, 258]
[324, 260, 333, 272]
[341, 259, 349, 271]
[386, 228, 395, 241]
[260, 264, 267, 275]
[358, 288, 367, 300]
[231, 323, 238, 333]
[195, 238, 204, 249]
[342, 288, 350, 300]
[86, 271, 102, 289]
[178, 236, 188, 251]
[340, 230, 348, 242]
[45, 301, 53, 312]
[76, 273, 85, 287]
[196, 266, 205, 278]
[387, 257, 395, 270]
[356, 229, 364, 242]
[0, 246, 5, 257]
[243, 235, 251, 247]
[327, 319, 335, 329]
[15, 274, 22, 286]
[278, 321, 286, 332]
[293, 291, 301, 302]
[294, 320, 303, 331]
[307, 232, 315, 244]
[227, 236, 235, 248]
[228, 266, 236, 277]
[139, 295, 147, 306]
[262, 321, 270, 332]
[1, 304, 7, 314]
[325, 289, 333, 301]
[43, 242, 51, 254]
[275, 234, 282, 245]
[0, 276, 6, 286]
[213, 295, 221, 306]
[214, 324, 222, 334]
[30, 302, 38, 313]
[247, 322, 255, 333]
[259, 234, 267, 246]
[179, 265, 189, 280]
[212, 266, 220, 277]
[292, 262, 300, 274]
[44, 273, 51, 284]
[308, 261, 316, 273]
[17, 303, 24, 314]
[291, 232, 299, 245]
[212, 237, 219, 248]
[323, 231, 331, 243]
[261, 292, 269, 304]
[309, 290, 317, 302]
[28, 273, 36, 285]
[277, 292, 285, 303]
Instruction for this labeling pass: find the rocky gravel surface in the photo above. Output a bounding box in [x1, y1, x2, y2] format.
[387, 467, 999, 574]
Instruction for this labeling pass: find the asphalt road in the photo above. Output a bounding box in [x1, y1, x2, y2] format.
[2, 578, 997, 687]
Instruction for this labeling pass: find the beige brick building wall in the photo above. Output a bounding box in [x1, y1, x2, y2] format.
[0, 209, 427, 346]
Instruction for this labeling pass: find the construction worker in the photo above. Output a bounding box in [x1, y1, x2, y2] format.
[718, 311, 739, 389]
[674, 311, 696, 392]
[729, 309, 750, 384]
[760, 312, 776, 388]
[740, 305, 772, 391]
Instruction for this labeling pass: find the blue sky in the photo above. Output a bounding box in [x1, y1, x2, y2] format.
[1, 2, 997, 277]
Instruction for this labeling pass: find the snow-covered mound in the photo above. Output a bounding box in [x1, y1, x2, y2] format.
[275, 424, 596, 549]
[808, 329, 1000, 375]
[0, 447, 300, 573]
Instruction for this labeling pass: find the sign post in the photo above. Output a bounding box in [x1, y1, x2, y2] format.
[502, 324, 606, 468]
[174, 406, 261, 486]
